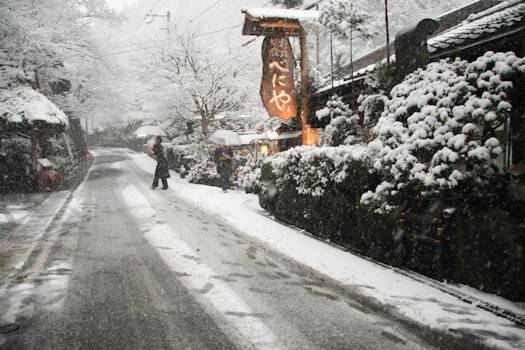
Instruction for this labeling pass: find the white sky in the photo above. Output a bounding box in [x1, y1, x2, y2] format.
[105, 0, 137, 10]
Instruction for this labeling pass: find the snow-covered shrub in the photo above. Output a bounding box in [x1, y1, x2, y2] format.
[187, 158, 219, 185]
[268, 144, 370, 197]
[0, 137, 32, 192]
[358, 93, 388, 143]
[179, 142, 221, 186]
[166, 144, 195, 178]
[260, 144, 385, 254]
[47, 134, 76, 173]
[167, 141, 247, 187]
[358, 93, 388, 129]
[361, 52, 525, 211]
[236, 154, 263, 193]
[318, 95, 362, 146]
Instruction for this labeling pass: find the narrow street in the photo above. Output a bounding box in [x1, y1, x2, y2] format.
[0, 149, 474, 349]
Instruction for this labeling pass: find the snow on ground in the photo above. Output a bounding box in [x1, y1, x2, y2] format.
[129, 150, 525, 350]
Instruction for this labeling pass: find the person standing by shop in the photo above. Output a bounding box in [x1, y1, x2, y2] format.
[214, 139, 234, 192]
[147, 136, 170, 190]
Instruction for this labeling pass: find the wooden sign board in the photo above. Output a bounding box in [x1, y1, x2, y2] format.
[260, 34, 298, 121]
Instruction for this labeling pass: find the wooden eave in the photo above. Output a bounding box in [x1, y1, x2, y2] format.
[242, 13, 303, 37]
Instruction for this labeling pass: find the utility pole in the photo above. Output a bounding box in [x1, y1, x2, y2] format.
[145, 11, 171, 35]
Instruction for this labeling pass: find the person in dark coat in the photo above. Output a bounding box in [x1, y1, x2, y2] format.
[148, 136, 170, 190]
[213, 138, 234, 192]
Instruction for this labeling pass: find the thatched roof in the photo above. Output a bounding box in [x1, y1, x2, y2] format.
[0, 86, 68, 126]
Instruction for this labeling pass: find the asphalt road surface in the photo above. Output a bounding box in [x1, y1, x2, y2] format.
[0, 148, 463, 349]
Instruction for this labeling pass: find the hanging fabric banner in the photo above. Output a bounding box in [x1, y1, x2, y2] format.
[260, 34, 297, 121]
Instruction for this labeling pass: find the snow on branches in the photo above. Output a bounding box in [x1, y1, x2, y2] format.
[267, 144, 369, 197]
[317, 95, 361, 146]
[361, 51, 525, 211]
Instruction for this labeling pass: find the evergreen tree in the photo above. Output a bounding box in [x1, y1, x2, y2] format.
[271, 0, 303, 8]
[318, 95, 361, 146]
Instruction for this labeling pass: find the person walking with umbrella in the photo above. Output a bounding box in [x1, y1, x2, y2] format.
[213, 138, 234, 192]
[147, 136, 170, 190]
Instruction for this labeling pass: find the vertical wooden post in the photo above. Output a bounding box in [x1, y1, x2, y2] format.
[299, 27, 309, 145]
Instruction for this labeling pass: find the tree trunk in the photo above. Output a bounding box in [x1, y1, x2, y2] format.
[201, 113, 209, 137]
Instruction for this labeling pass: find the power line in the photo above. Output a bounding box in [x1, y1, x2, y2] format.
[118, 0, 169, 46]
[104, 0, 277, 56]
[147, 0, 167, 16]
[195, 24, 242, 38]
[190, 0, 224, 22]
[105, 36, 176, 51]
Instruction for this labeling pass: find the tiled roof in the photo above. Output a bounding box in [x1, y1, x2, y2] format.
[428, 0, 525, 55]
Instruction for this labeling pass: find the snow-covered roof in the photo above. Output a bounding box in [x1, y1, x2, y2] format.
[238, 133, 266, 145]
[236, 131, 303, 144]
[428, 0, 525, 54]
[272, 130, 302, 140]
[241, 7, 320, 36]
[0, 86, 68, 125]
[314, 75, 368, 95]
[241, 7, 320, 21]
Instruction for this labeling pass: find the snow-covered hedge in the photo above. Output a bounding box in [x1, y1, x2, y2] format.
[236, 154, 263, 193]
[268, 144, 370, 197]
[187, 158, 220, 185]
[166, 142, 244, 188]
[361, 51, 525, 211]
[165, 144, 196, 178]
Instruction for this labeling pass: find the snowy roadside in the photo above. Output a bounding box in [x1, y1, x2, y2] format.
[126, 150, 525, 350]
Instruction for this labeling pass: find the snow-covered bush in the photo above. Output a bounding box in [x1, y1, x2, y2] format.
[47, 134, 75, 174]
[361, 52, 525, 211]
[318, 95, 362, 146]
[268, 144, 370, 197]
[358, 93, 388, 143]
[236, 154, 263, 193]
[166, 144, 196, 178]
[358, 93, 388, 129]
[0, 137, 32, 192]
[165, 142, 218, 184]
[187, 158, 219, 185]
[260, 144, 384, 254]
